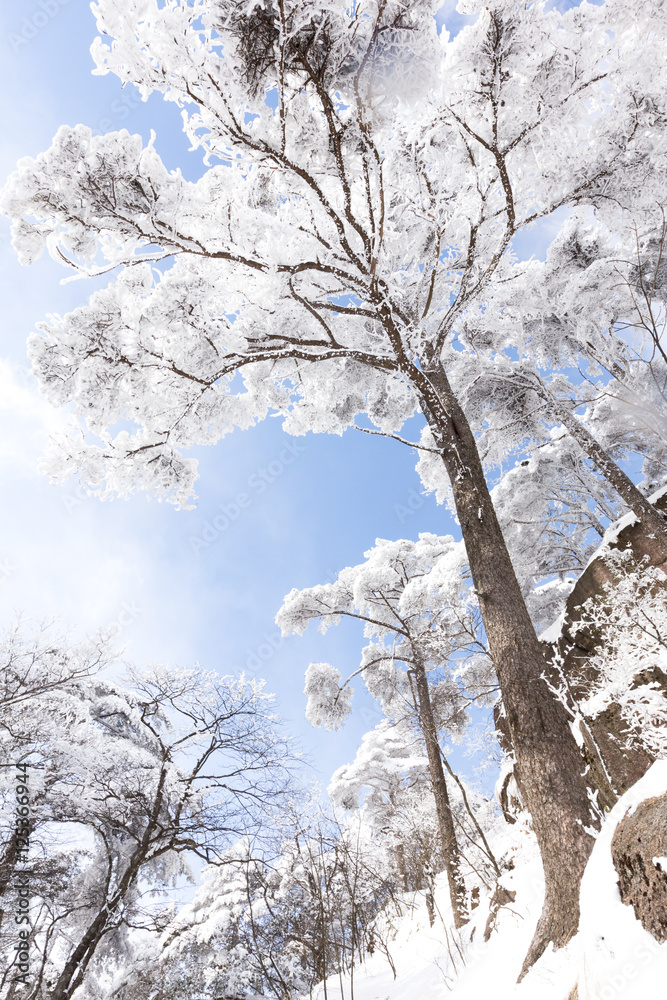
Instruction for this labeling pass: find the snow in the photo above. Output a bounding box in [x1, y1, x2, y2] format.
[307, 822, 574, 1000]
[649, 484, 667, 506]
[306, 763, 667, 1000]
[538, 611, 566, 644]
[582, 483, 667, 573]
[576, 760, 667, 1000]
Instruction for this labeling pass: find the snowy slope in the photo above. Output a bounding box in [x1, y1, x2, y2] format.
[307, 764, 667, 1000]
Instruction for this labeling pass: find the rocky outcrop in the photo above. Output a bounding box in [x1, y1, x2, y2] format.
[549, 491, 667, 804]
[611, 792, 667, 942]
[495, 491, 667, 815]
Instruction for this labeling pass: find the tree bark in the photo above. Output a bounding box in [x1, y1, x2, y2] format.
[410, 659, 467, 929]
[394, 842, 409, 893]
[411, 362, 597, 976]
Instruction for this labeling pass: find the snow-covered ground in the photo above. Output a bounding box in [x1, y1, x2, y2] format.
[307, 763, 667, 1000]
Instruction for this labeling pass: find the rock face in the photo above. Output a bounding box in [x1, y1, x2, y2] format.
[546, 491, 667, 805]
[495, 491, 667, 817]
[611, 792, 667, 942]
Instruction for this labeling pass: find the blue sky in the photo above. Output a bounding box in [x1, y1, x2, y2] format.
[0, 0, 581, 787]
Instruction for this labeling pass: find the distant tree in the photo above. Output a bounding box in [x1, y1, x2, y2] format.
[571, 549, 667, 761]
[153, 800, 402, 1000]
[277, 532, 496, 926]
[0, 622, 111, 917]
[0, 619, 110, 709]
[328, 719, 500, 899]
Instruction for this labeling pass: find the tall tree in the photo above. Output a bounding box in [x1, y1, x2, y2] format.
[278, 532, 487, 927]
[3, 0, 667, 968]
[450, 212, 667, 564]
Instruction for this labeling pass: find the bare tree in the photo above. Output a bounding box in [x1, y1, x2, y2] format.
[0, 636, 292, 1000]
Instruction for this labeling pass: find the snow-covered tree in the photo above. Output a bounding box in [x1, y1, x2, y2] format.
[5, 0, 667, 967]
[328, 719, 500, 900]
[0, 622, 112, 934]
[447, 210, 667, 561]
[278, 532, 495, 926]
[0, 618, 111, 709]
[0, 626, 291, 1000]
[154, 800, 403, 1000]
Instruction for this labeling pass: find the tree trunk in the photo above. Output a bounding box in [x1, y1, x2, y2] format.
[47, 841, 162, 1000]
[48, 902, 113, 1000]
[395, 842, 409, 893]
[550, 395, 667, 564]
[48, 846, 151, 1000]
[411, 362, 597, 976]
[410, 659, 467, 929]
